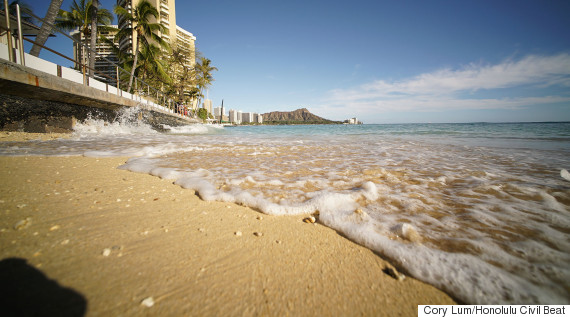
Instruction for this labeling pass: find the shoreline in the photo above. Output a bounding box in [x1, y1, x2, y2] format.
[0, 135, 455, 315]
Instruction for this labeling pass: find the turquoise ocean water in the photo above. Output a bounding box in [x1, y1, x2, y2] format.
[2, 110, 569, 304]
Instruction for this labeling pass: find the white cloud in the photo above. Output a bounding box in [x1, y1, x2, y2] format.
[321, 54, 570, 114]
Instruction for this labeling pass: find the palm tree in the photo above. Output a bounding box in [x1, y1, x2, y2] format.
[195, 56, 217, 108]
[30, 0, 64, 57]
[55, 0, 113, 76]
[164, 44, 198, 105]
[136, 42, 169, 85]
[115, 0, 170, 93]
[88, 0, 98, 77]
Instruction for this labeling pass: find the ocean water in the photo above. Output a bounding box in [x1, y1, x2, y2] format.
[1, 108, 569, 304]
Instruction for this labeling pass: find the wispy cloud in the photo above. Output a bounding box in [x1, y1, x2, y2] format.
[320, 54, 570, 114]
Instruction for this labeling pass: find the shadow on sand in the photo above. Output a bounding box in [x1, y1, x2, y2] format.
[0, 258, 87, 317]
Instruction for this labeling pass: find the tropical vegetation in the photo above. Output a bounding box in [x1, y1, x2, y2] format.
[26, 0, 217, 118]
[55, 0, 113, 77]
[30, 0, 64, 57]
[194, 55, 218, 111]
[88, 0, 100, 76]
[111, 0, 217, 118]
[196, 108, 209, 121]
[163, 44, 200, 105]
[114, 0, 170, 93]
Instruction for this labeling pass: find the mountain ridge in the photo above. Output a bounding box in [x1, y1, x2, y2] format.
[261, 108, 340, 124]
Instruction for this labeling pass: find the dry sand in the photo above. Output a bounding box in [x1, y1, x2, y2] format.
[0, 134, 456, 316]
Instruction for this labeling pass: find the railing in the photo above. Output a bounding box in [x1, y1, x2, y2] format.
[0, 2, 194, 119]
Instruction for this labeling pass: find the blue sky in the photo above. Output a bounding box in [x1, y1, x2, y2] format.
[24, 0, 570, 123]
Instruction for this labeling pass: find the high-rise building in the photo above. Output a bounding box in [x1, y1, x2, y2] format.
[72, 25, 119, 84]
[213, 106, 228, 122]
[241, 112, 254, 123]
[176, 25, 196, 69]
[116, 0, 196, 68]
[214, 106, 223, 117]
[203, 99, 212, 114]
[229, 109, 241, 124]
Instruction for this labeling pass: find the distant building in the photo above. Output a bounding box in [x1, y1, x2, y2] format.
[241, 112, 254, 123]
[203, 99, 212, 114]
[214, 106, 228, 122]
[229, 109, 241, 124]
[225, 110, 262, 124]
[345, 117, 362, 124]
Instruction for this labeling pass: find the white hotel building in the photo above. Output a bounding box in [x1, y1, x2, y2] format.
[227, 109, 262, 124]
[229, 109, 242, 124]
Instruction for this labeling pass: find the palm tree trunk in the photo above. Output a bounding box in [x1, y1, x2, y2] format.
[30, 0, 64, 57]
[127, 37, 140, 93]
[88, 0, 99, 78]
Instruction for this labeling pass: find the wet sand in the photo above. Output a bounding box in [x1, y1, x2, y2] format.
[0, 131, 72, 142]
[0, 133, 455, 316]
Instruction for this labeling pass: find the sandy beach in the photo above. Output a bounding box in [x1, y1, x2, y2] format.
[0, 133, 455, 316]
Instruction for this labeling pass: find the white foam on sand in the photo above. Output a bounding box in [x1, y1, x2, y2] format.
[117, 155, 570, 304]
[561, 169, 570, 181]
[163, 124, 224, 134]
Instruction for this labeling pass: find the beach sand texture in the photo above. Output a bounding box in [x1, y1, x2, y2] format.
[0, 146, 455, 315]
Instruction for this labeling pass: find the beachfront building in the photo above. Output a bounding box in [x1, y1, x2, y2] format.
[116, 0, 196, 71]
[213, 106, 228, 122]
[236, 110, 243, 124]
[175, 25, 196, 69]
[226, 110, 261, 125]
[71, 25, 119, 84]
[345, 117, 362, 124]
[203, 99, 212, 114]
[229, 109, 241, 124]
[241, 112, 254, 123]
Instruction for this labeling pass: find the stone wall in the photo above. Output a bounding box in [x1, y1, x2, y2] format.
[0, 94, 195, 133]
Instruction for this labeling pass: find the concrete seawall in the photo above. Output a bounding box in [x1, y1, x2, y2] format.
[0, 59, 198, 132]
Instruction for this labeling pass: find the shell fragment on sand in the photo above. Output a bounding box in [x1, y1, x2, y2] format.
[303, 216, 316, 223]
[141, 297, 155, 307]
[13, 217, 32, 230]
